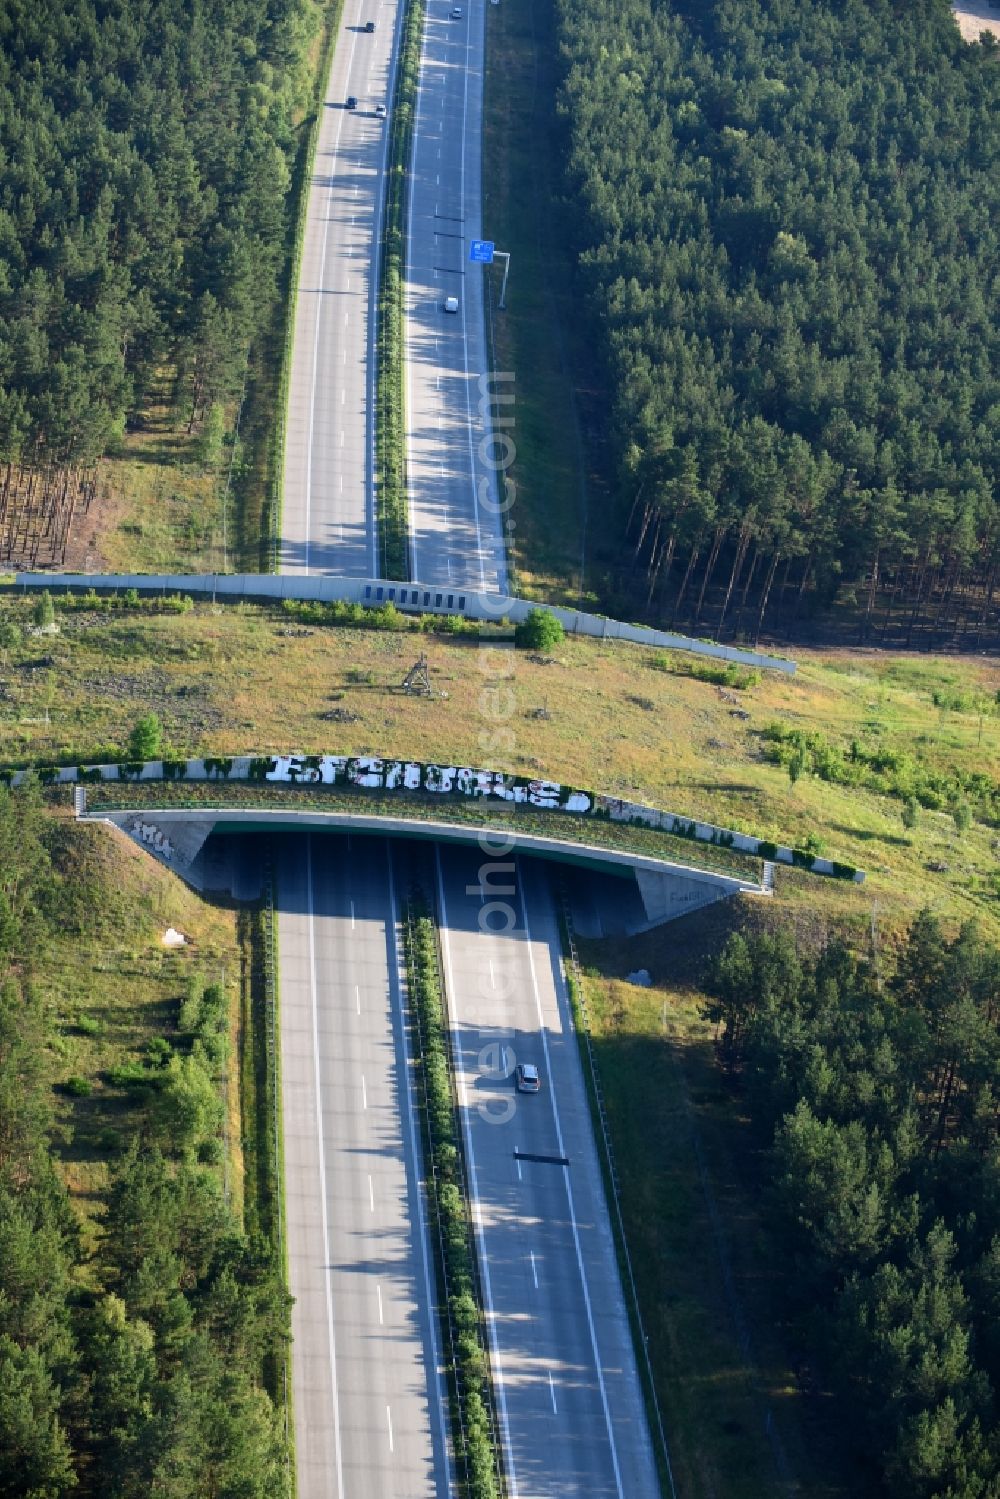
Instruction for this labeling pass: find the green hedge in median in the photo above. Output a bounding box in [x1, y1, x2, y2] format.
[405, 899, 502, 1499]
[376, 0, 426, 579]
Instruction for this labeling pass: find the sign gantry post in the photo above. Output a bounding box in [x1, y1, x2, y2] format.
[469, 239, 511, 309]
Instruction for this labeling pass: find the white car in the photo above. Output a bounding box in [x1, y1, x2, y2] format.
[451, 5, 463, 15]
[444, 295, 459, 313]
[374, 103, 387, 118]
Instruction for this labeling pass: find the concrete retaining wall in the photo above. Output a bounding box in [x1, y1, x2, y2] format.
[12, 570, 796, 674]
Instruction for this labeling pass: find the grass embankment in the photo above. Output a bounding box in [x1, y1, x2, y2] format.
[41, 817, 240, 1242]
[40, 814, 294, 1452]
[376, 0, 425, 578]
[404, 894, 503, 1498]
[560, 934, 677, 1497]
[572, 900, 875, 1499]
[2, 791, 291, 1491]
[2, 595, 999, 930]
[482, 0, 605, 605]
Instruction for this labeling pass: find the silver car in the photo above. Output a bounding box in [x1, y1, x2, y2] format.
[516, 1063, 540, 1094]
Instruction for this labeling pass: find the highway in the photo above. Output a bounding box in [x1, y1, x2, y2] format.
[435, 846, 662, 1498]
[280, 0, 402, 576]
[276, 834, 452, 1498]
[404, 0, 509, 593]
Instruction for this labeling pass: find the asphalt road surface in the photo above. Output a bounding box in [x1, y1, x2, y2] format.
[435, 846, 662, 1497]
[404, 0, 509, 593]
[276, 834, 452, 1498]
[281, 0, 402, 576]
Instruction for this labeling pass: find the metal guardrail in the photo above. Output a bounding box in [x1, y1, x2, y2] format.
[12, 570, 798, 674]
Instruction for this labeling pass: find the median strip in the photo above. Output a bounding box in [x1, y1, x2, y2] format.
[403, 888, 504, 1498]
[376, 0, 426, 578]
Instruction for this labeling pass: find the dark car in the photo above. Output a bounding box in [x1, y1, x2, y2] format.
[364, 19, 375, 30]
[346, 95, 358, 109]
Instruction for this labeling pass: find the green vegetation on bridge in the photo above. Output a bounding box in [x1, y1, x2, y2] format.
[1, 593, 998, 927]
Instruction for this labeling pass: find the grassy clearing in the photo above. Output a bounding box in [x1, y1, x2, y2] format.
[95, 391, 229, 574]
[574, 898, 876, 1499]
[482, 0, 610, 606]
[2, 595, 999, 933]
[37, 816, 240, 1248]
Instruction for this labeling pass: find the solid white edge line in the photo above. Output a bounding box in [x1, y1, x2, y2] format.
[403, 0, 432, 580]
[516, 866, 626, 1499]
[388, 845, 457, 1493]
[435, 845, 519, 1497]
[299, 5, 365, 576]
[366, 0, 407, 578]
[457, 0, 490, 592]
[306, 838, 347, 1497]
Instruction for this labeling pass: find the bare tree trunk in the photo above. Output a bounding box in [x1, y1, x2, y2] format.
[716, 524, 752, 640]
[754, 550, 781, 644]
[656, 530, 678, 611]
[878, 568, 903, 644]
[634, 500, 655, 560]
[861, 548, 879, 644]
[626, 482, 646, 536]
[644, 515, 664, 607]
[775, 555, 793, 629]
[972, 557, 998, 648]
[694, 524, 726, 624]
[792, 554, 814, 623]
[905, 547, 932, 647]
[735, 539, 760, 636]
[934, 1059, 958, 1158]
[933, 558, 961, 644]
[670, 537, 703, 627]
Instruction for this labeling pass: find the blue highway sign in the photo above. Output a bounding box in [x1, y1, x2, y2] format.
[469, 239, 495, 264]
